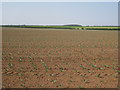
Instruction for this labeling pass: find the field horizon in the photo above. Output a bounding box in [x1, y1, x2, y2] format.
[1, 25, 119, 30]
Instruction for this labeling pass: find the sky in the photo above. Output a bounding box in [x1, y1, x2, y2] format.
[2, 2, 118, 26]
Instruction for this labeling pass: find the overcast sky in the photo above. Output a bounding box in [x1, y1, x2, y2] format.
[2, 2, 118, 26]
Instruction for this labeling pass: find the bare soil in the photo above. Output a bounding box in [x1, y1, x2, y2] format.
[2, 27, 118, 88]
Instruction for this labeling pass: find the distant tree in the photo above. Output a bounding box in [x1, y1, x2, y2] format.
[64, 24, 82, 26]
[82, 28, 84, 30]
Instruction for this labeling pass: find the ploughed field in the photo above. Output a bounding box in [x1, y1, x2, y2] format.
[2, 27, 118, 88]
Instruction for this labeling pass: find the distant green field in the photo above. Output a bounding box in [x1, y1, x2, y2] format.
[1, 25, 119, 30]
[2, 25, 81, 29]
[84, 26, 118, 30]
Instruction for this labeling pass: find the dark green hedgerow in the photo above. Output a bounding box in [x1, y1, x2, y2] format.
[1, 25, 119, 30]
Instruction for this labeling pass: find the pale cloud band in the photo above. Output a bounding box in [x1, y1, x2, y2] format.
[1, 0, 120, 2]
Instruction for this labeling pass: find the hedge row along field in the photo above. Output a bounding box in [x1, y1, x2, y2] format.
[2, 27, 118, 88]
[1, 25, 119, 30]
